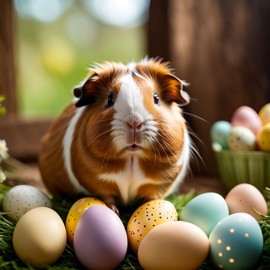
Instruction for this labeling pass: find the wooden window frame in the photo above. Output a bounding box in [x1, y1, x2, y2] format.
[0, 1, 51, 160]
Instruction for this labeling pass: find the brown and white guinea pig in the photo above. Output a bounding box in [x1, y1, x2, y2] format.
[39, 58, 191, 213]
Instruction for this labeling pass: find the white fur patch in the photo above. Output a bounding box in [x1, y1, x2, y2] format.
[164, 130, 190, 196]
[112, 71, 154, 151]
[115, 72, 147, 117]
[99, 156, 156, 204]
[63, 107, 90, 194]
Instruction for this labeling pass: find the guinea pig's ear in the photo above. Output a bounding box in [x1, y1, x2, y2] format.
[163, 74, 190, 106]
[73, 75, 98, 107]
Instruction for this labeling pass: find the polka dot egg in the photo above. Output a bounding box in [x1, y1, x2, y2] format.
[65, 197, 106, 245]
[3, 185, 52, 222]
[210, 213, 263, 270]
[127, 199, 178, 252]
[227, 126, 256, 151]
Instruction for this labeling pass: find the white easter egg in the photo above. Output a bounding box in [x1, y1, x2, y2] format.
[3, 185, 52, 222]
[227, 126, 256, 151]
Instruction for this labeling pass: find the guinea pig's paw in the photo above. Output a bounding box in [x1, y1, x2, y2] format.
[103, 197, 119, 215]
[109, 204, 120, 216]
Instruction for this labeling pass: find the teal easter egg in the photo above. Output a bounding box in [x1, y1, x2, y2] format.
[180, 192, 229, 236]
[209, 213, 263, 270]
[211, 121, 231, 150]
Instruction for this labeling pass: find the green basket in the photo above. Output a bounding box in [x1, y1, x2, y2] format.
[214, 150, 270, 192]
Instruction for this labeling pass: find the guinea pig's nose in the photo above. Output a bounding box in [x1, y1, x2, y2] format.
[126, 119, 143, 130]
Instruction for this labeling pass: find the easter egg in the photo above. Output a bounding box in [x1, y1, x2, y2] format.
[138, 221, 209, 270]
[65, 197, 105, 244]
[74, 205, 127, 270]
[13, 207, 66, 268]
[211, 121, 232, 150]
[257, 122, 270, 151]
[3, 185, 52, 222]
[231, 106, 262, 136]
[258, 103, 270, 125]
[41, 39, 75, 76]
[227, 126, 256, 151]
[209, 213, 263, 270]
[180, 192, 229, 236]
[225, 183, 268, 221]
[127, 199, 178, 252]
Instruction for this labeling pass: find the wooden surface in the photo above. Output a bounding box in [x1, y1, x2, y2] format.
[0, 118, 51, 160]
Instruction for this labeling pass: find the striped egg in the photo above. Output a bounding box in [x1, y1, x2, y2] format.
[127, 199, 178, 252]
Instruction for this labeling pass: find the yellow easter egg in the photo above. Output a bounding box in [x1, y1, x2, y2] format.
[13, 207, 66, 268]
[138, 221, 209, 270]
[259, 103, 270, 126]
[65, 197, 105, 245]
[127, 199, 178, 252]
[258, 122, 270, 151]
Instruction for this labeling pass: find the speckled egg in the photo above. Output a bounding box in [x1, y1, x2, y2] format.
[211, 121, 232, 150]
[65, 197, 105, 245]
[231, 106, 262, 136]
[74, 205, 128, 270]
[13, 207, 67, 268]
[3, 185, 52, 222]
[210, 213, 263, 270]
[226, 183, 268, 221]
[227, 126, 256, 151]
[127, 199, 178, 252]
[257, 122, 270, 151]
[138, 221, 209, 270]
[259, 103, 270, 126]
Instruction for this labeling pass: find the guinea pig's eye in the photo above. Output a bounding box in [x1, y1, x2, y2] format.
[153, 92, 159, 106]
[106, 93, 115, 108]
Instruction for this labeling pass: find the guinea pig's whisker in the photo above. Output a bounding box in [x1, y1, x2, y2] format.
[92, 129, 112, 141]
[101, 140, 115, 169]
[182, 112, 208, 124]
[150, 138, 162, 164]
[152, 136, 173, 166]
[189, 139, 205, 168]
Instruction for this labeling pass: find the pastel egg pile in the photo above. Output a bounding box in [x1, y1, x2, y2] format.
[2, 184, 268, 269]
[211, 103, 270, 152]
[128, 183, 267, 270]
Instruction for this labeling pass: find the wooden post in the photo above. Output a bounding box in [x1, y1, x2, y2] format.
[147, 0, 170, 61]
[0, 0, 17, 116]
[0, 1, 52, 160]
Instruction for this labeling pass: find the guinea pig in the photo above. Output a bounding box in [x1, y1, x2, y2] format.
[39, 58, 191, 213]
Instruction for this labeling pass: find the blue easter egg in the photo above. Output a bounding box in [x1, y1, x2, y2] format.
[209, 213, 263, 270]
[211, 121, 231, 150]
[180, 192, 229, 236]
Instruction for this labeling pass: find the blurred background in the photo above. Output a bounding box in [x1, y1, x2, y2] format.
[0, 0, 270, 179]
[14, 0, 149, 118]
